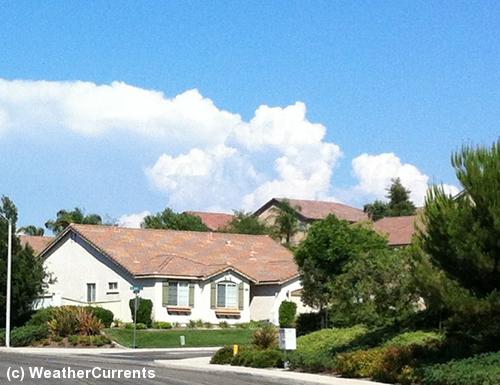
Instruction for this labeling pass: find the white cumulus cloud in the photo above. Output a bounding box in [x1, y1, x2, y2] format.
[0, 79, 340, 212]
[350, 152, 459, 206]
[118, 211, 151, 228]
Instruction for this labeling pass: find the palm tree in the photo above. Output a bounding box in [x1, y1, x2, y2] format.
[18, 225, 45, 236]
[271, 199, 301, 246]
[45, 208, 102, 235]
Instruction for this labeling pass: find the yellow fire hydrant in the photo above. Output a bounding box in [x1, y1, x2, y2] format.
[233, 344, 239, 356]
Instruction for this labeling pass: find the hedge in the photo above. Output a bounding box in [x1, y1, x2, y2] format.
[211, 345, 284, 368]
[129, 297, 153, 327]
[421, 352, 500, 385]
[10, 324, 50, 347]
[288, 326, 368, 371]
[86, 307, 114, 328]
[278, 301, 297, 328]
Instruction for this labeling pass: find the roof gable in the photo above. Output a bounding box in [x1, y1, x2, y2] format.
[255, 198, 368, 222]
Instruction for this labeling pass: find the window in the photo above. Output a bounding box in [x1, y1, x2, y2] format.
[108, 282, 118, 291]
[217, 282, 237, 308]
[87, 283, 96, 303]
[168, 281, 189, 307]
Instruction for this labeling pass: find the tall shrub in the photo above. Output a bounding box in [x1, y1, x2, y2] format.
[129, 297, 153, 327]
[279, 300, 297, 328]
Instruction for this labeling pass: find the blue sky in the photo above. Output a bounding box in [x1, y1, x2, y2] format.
[0, 1, 498, 231]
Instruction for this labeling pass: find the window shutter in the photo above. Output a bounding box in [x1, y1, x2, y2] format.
[162, 281, 169, 307]
[238, 283, 244, 310]
[210, 282, 216, 309]
[189, 283, 195, 307]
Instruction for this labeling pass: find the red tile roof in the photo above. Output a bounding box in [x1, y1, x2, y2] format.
[373, 216, 417, 246]
[46, 224, 298, 284]
[19, 235, 54, 255]
[185, 211, 234, 231]
[255, 198, 368, 223]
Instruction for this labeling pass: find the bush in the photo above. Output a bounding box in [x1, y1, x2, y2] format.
[76, 307, 103, 336]
[231, 347, 284, 368]
[152, 321, 172, 329]
[210, 345, 234, 365]
[86, 307, 114, 328]
[27, 307, 56, 327]
[47, 306, 81, 337]
[129, 297, 153, 327]
[288, 326, 368, 372]
[124, 322, 147, 330]
[420, 352, 500, 385]
[211, 345, 284, 368]
[296, 311, 329, 336]
[10, 324, 49, 347]
[384, 331, 444, 348]
[279, 301, 297, 328]
[251, 324, 278, 349]
[68, 335, 111, 347]
[219, 321, 230, 329]
[336, 347, 387, 378]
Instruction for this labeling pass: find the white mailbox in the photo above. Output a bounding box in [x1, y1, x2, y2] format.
[279, 328, 297, 350]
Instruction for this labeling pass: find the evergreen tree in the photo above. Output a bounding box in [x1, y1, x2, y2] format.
[0, 196, 47, 326]
[364, 178, 416, 220]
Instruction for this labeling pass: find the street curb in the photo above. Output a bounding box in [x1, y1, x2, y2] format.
[155, 357, 388, 385]
[0, 346, 221, 355]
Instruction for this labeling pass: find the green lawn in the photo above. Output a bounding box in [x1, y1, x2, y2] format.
[104, 328, 253, 348]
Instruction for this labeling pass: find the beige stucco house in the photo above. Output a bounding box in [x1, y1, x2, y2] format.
[254, 198, 369, 245]
[36, 224, 308, 324]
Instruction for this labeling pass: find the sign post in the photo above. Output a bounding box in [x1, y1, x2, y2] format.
[130, 285, 143, 349]
[279, 328, 297, 369]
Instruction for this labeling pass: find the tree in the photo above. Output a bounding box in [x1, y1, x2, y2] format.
[415, 140, 500, 346]
[0, 196, 47, 326]
[364, 178, 416, 220]
[363, 200, 389, 221]
[271, 199, 301, 245]
[18, 225, 45, 236]
[221, 211, 270, 235]
[295, 215, 416, 327]
[143, 208, 209, 231]
[45, 208, 102, 235]
[418, 141, 499, 297]
[386, 177, 416, 216]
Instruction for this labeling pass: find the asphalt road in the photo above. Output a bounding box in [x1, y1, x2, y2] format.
[0, 351, 304, 385]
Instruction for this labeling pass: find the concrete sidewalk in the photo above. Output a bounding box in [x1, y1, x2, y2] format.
[0, 346, 220, 355]
[156, 356, 388, 385]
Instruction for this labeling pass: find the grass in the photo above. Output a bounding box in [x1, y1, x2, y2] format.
[104, 328, 253, 348]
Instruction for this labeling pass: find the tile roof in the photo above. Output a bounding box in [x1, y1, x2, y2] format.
[52, 224, 298, 284]
[19, 235, 54, 255]
[256, 198, 368, 222]
[373, 215, 417, 246]
[185, 211, 234, 231]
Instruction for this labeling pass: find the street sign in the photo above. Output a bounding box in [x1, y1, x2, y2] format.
[130, 285, 143, 294]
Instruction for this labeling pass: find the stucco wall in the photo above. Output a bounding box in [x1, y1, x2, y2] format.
[43, 233, 155, 322]
[257, 205, 309, 245]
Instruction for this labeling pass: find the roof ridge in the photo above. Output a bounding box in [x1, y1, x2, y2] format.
[70, 223, 273, 239]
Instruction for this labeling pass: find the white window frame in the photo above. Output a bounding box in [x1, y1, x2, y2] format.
[168, 281, 189, 307]
[217, 281, 237, 308]
[87, 283, 96, 303]
[107, 282, 118, 294]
